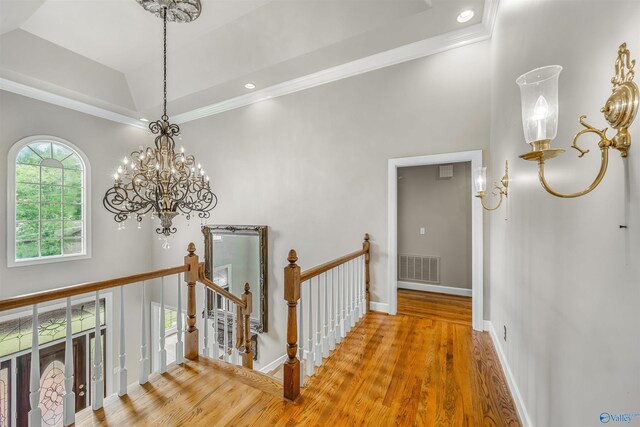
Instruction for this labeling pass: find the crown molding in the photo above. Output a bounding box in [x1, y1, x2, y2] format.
[2, 0, 498, 128]
[174, 0, 499, 124]
[0, 77, 148, 129]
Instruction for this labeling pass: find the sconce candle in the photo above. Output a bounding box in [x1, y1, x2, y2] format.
[516, 65, 562, 149]
[474, 167, 487, 194]
[518, 43, 638, 198]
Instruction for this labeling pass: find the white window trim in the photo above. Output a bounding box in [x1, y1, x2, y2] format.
[7, 135, 92, 267]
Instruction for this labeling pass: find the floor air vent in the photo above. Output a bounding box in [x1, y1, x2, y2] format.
[398, 254, 440, 284]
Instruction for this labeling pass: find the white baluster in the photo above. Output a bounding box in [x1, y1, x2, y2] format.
[29, 304, 42, 427]
[118, 286, 128, 396]
[334, 267, 341, 345]
[340, 264, 351, 338]
[223, 298, 229, 362]
[350, 260, 356, 328]
[176, 275, 184, 364]
[361, 256, 365, 319]
[159, 277, 167, 372]
[340, 264, 346, 339]
[357, 257, 362, 319]
[306, 281, 315, 376]
[63, 297, 75, 426]
[323, 271, 329, 357]
[212, 291, 219, 359]
[315, 275, 322, 366]
[202, 285, 209, 357]
[329, 268, 336, 350]
[297, 285, 305, 387]
[232, 304, 239, 365]
[92, 291, 104, 410]
[139, 281, 149, 384]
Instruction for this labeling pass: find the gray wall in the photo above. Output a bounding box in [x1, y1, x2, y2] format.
[397, 163, 471, 289]
[152, 40, 491, 368]
[489, 1, 640, 426]
[0, 91, 150, 392]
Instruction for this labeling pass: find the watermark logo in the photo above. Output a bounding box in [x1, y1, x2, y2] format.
[600, 412, 640, 424]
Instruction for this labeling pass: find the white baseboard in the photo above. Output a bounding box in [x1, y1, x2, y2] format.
[259, 354, 287, 374]
[484, 321, 533, 427]
[398, 281, 472, 297]
[369, 301, 389, 313]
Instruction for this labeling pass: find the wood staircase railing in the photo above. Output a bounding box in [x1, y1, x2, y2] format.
[0, 242, 252, 427]
[283, 234, 371, 400]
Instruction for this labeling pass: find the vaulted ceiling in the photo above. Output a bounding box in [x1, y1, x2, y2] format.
[0, 0, 494, 127]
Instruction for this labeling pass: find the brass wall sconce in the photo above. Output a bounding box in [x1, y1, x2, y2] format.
[474, 161, 509, 211]
[517, 43, 638, 198]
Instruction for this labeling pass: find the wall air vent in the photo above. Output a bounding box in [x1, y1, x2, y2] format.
[398, 254, 440, 284]
[439, 164, 454, 178]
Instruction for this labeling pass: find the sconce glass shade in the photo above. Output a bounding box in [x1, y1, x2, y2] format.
[516, 65, 562, 144]
[474, 166, 487, 194]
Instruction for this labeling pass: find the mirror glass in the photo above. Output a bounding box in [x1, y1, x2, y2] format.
[203, 225, 268, 333]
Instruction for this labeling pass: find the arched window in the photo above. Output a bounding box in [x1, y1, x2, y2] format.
[7, 136, 91, 266]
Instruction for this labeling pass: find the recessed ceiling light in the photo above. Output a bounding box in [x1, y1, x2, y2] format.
[139, 118, 149, 122]
[244, 83, 256, 89]
[457, 9, 474, 23]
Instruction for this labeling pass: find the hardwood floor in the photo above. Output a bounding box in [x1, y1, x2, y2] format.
[397, 289, 472, 326]
[76, 300, 520, 426]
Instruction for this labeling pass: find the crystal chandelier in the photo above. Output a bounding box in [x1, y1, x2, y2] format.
[103, 0, 216, 241]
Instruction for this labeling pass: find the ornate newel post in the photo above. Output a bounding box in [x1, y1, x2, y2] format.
[242, 283, 254, 369]
[184, 243, 200, 359]
[283, 250, 301, 400]
[363, 234, 370, 312]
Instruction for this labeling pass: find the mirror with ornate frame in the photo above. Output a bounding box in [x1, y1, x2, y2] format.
[202, 225, 268, 333]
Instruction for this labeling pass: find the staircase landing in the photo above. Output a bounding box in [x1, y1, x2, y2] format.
[74, 356, 283, 426]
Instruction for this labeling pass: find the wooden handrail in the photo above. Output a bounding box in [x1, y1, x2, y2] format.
[0, 264, 190, 312]
[300, 248, 368, 282]
[198, 273, 246, 308]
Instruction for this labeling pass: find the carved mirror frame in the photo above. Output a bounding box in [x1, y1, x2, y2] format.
[202, 225, 268, 333]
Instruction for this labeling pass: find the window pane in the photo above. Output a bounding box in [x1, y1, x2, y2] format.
[16, 183, 40, 203]
[61, 154, 82, 170]
[16, 203, 39, 220]
[41, 185, 62, 203]
[16, 164, 39, 183]
[63, 187, 82, 204]
[64, 221, 82, 238]
[52, 144, 72, 161]
[63, 204, 82, 221]
[41, 240, 62, 257]
[41, 204, 62, 220]
[41, 166, 62, 186]
[16, 147, 41, 165]
[16, 221, 39, 241]
[38, 361, 65, 426]
[63, 238, 82, 255]
[41, 221, 62, 239]
[63, 169, 82, 187]
[29, 142, 52, 159]
[16, 240, 39, 259]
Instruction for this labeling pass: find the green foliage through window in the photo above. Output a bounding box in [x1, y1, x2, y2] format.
[13, 141, 85, 261]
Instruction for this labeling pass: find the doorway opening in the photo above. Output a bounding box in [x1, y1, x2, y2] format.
[388, 150, 483, 330]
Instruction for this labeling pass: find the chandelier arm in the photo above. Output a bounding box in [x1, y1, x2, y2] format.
[538, 147, 610, 198]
